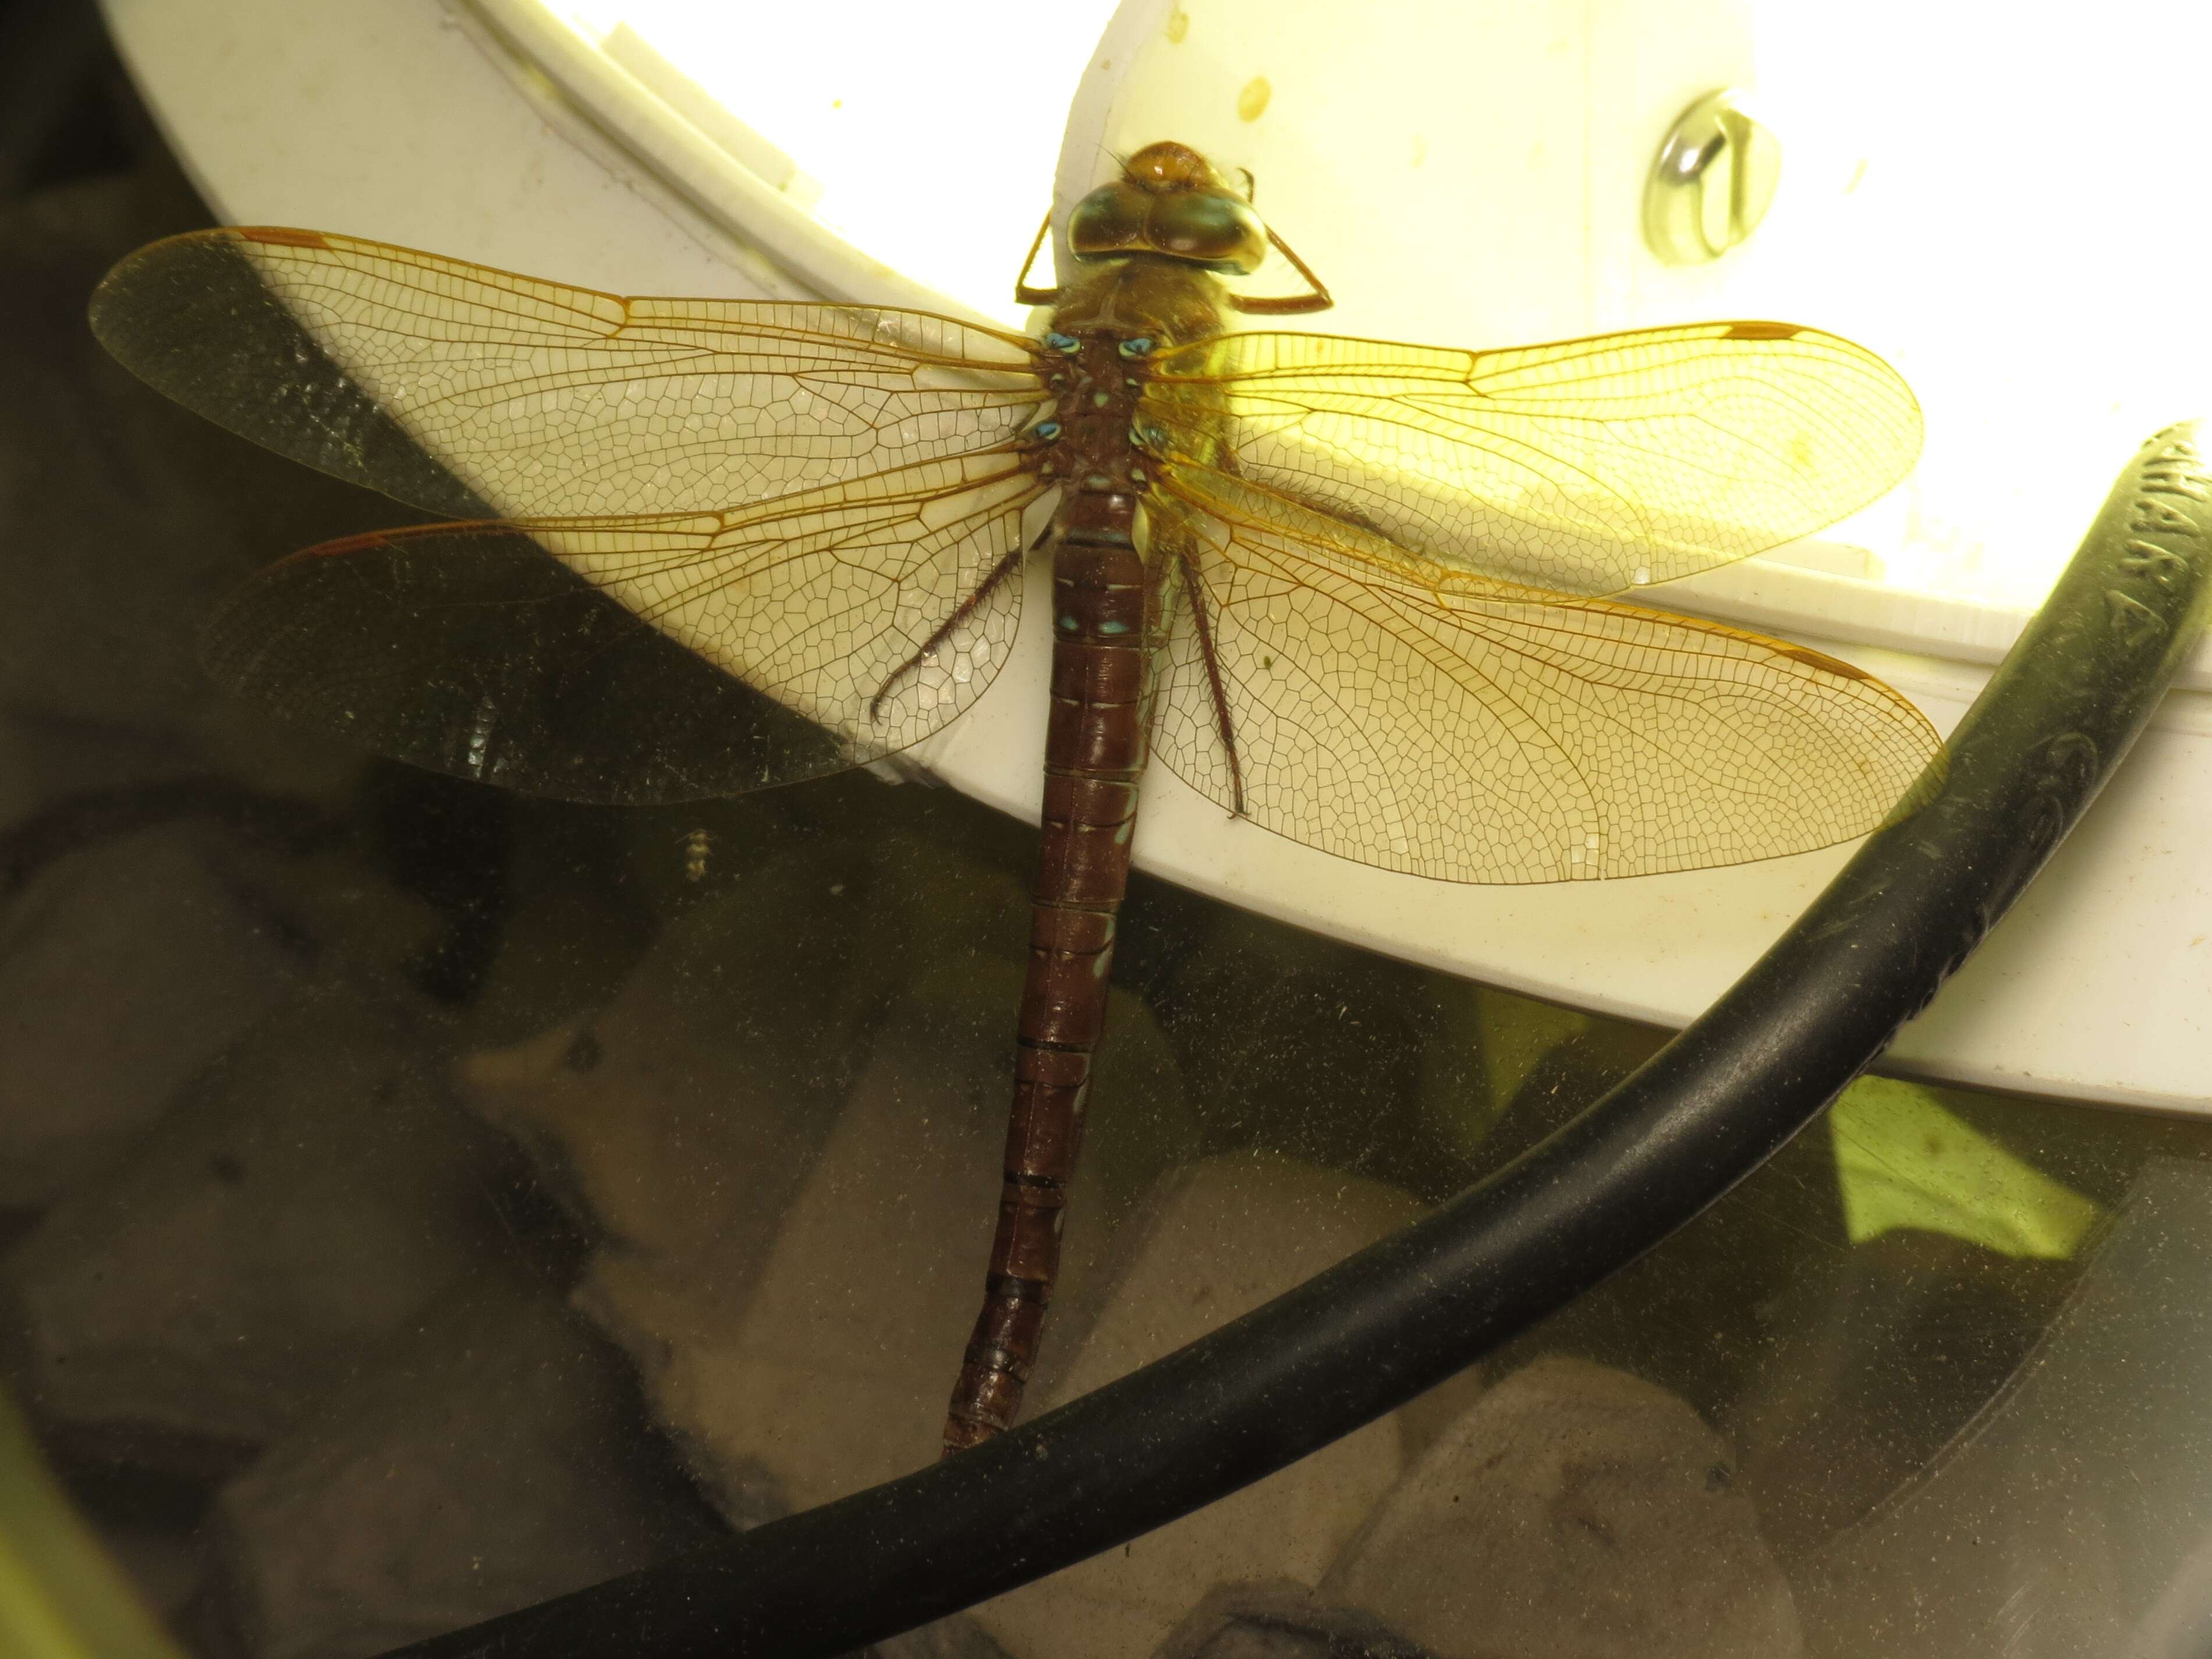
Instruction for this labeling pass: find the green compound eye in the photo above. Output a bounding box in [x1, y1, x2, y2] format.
[1033, 421, 1062, 441]
[1118, 337, 1153, 359]
[1044, 331, 1081, 353]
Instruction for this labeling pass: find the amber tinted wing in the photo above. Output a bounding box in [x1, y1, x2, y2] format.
[1143, 322, 1919, 595]
[202, 451, 1042, 803]
[89, 228, 1047, 521]
[1150, 469, 1940, 883]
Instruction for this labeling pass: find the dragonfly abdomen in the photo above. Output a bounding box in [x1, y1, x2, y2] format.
[942, 533, 1159, 1455]
[942, 313, 1171, 1451]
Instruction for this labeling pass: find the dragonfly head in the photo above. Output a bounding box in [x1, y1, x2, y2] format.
[1068, 141, 1268, 275]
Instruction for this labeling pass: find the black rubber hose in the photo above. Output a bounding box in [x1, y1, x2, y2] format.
[384, 423, 2212, 1659]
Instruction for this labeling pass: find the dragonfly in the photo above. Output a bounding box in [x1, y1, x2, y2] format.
[90, 140, 1938, 1458]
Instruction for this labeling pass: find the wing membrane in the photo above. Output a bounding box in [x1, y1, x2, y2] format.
[91, 228, 1047, 522]
[203, 452, 1044, 803]
[1144, 322, 1920, 597]
[1151, 467, 1941, 883]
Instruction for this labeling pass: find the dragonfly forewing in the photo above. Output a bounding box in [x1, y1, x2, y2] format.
[1146, 322, 1922, 597]
[90, 228, 1050, 523]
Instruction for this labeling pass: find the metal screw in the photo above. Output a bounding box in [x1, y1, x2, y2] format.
[1644, 90, 1781, 264]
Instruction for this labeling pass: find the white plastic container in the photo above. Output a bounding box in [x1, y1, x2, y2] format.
[102, 0, 2212, 1111]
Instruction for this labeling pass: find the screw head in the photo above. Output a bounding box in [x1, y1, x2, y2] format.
[1644, 90, 1781, 265]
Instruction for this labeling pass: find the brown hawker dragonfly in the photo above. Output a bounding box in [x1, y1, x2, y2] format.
[90, 140, 1939, 1456]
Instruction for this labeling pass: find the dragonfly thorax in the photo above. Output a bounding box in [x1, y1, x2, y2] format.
[1038, 257, 1236, 573]
[1033, 326, 1151, 552]
[1045, 254, 1229, 348]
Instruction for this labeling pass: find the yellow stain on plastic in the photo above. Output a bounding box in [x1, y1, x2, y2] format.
[1236, 76, 1272, 122]
[1832, 1076, 2104, 1259]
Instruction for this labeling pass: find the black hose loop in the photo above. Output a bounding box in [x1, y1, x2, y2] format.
[382, 424, 2212, 1659]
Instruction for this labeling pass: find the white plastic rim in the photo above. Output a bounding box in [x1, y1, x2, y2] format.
[100, 0, 2212, 1112]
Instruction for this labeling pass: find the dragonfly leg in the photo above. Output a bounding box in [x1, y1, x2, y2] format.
[1178, 548, 1248, 816]
[866, 537, 1034, 723]
[1012, 209, 1061, 307]
[1226, 228, 1334, 316]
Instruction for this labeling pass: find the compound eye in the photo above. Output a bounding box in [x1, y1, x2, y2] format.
[1068, 183, 1148, 257]
[1148, 192, 1268, 274]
